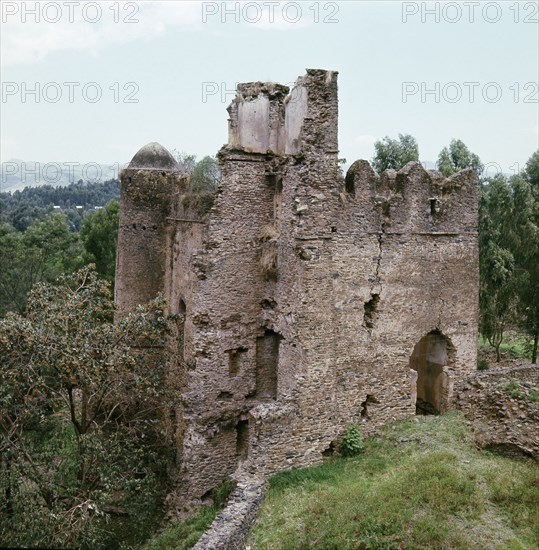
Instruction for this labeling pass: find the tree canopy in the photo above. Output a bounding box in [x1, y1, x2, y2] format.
[371, 134, 419, 172]
[437, 139, 483, 177]
[0, 266, 172, 548]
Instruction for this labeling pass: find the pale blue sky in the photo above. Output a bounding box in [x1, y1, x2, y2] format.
[1, 1, 538, 177]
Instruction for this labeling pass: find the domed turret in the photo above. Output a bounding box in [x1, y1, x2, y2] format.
[115, 142, 181, 317]
[128, 142, 178, 171]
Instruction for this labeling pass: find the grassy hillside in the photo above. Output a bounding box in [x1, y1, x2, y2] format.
[248, 414, 538, 549]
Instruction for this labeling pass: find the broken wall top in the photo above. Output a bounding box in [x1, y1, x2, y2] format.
[225, 69, 338, 156]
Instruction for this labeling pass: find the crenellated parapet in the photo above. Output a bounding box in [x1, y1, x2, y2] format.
[344, 160, 478, 234]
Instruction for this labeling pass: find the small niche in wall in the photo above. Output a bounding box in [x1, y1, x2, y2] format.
[273, 176, 283, 224]
[363, 294, 380, 329]
[360, 394, 379, 418]
[227, 347, 248, 377]
[255, 329, 282, 399]
[178, 298, 186, 360]
[236, 420, 249, 460]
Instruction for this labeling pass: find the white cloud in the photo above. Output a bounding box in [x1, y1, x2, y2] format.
[0, 1, 316, 68]
[0, 1, 201, 68]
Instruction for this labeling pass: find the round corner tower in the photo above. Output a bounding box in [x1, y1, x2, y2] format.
[115, 142, 180, 317]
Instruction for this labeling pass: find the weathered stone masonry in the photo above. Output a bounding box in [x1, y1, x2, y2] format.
[115, 69, 479, 506]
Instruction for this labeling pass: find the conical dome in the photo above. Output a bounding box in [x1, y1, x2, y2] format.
[128, 142, 178, 170]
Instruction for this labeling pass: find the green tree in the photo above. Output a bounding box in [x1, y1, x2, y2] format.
[172, 151, 220, 192]
[190, 155, 220, 192]
[524, 150, 539, 188]
[371, 134, 419, 172]
[437, 139, 483, 177]
[80, 200, 120, 282]
[511, 153, 539, 362]
[0, 267, 171, 548]
[0, 214, 83, 316]
[479, 174, 517, 361]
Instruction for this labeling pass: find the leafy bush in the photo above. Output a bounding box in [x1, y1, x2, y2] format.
[340, 424, 363, 457]
[478, 358, 490, 371]
[505, 380, 539, 402]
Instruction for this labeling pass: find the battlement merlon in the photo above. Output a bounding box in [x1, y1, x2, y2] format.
[224, 69, 339, 157]
[344, 160, 479, 234]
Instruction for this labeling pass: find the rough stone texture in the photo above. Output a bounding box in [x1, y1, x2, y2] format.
[115, 69, 479, 508]
[192, 476, 265, 550]
[454, 364, 539, 460]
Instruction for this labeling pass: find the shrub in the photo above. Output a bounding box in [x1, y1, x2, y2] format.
[477, 358, 490, 371]
[340, 424, 363, 457]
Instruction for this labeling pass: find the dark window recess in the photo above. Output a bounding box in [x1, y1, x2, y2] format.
[273, 177, 283, 223]
[227, 347, 248, 376]
[360, 394, 379, 417]
[430, 198, 439, 216]
[345, 170, 355, 194]
[255, 329, 282, 399]
[236, 420, 249, 460]
[178, 299, 187, 360]
[217, 391, 233, 400]
[363, 294, 380, 329]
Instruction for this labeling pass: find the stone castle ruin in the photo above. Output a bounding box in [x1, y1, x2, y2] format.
[115, 69, 479, 506]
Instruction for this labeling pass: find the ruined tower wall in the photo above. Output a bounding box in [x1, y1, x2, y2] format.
[116, 70, 480, 508]
[238, 71, 478, 476]
[174, 156, 283, 501]
[115, 148, 181, 317]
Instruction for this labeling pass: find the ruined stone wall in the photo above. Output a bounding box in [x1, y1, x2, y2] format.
[115, 144, 182, 317]
[454, 365, 539, 459]
[116, 70, 480, 509]
[173, 154, 280, 502]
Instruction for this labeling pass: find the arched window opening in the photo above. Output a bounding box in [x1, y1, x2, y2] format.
[409, 331, 454, 415]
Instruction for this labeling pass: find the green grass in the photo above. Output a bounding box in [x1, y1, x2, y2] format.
[478, 334, 532, 361]
[248, 414, 539, 550]
[142, 506, 218, 550]
[142, 481, 236, 550]
[505, 381, 539, 403]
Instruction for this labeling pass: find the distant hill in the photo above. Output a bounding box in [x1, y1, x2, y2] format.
[0, 178, 121, 231]
[1, 159, 124, 193]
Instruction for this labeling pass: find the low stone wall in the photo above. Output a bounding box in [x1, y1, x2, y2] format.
[454, 364, 539, 459]
[193, 476, 265, 550]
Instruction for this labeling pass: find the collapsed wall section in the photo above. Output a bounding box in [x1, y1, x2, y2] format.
[454, 365, 539, 460]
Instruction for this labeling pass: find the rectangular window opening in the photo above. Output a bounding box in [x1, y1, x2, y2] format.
[236, 420, 249, 460]
[255, 329, 281, 399]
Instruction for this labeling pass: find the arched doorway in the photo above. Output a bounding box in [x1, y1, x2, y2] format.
[409, 331, 454, 415]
